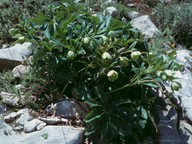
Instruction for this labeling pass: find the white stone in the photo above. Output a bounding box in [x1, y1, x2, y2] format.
[24, 119, 43, 133]
[3, 112, 17, 123]
[127, 11, 140, 19]
[36, 122, 46, 131]
[13, 126, 24, 131]
[0, 42, 32, 71]
[0, 91, 26, 107]
[130, 15, 162, 39]
[17, 108, 30, 116]
[103, 7, 118, 17]
[0, 42, 32, 61]
[12, 64, 30, 78]
[16, 114, 33, 126]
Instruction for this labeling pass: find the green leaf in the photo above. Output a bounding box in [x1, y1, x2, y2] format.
[31, 13, 46, 25]
[73, 84, 92, 100]
[85, 99, 102, 108]
[138, 107, 148, 129]
[94, 86, 109, 106]
[142, 82, 158, 88]
[84, 108, 103, 123]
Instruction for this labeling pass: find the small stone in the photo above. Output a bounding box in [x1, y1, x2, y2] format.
[12, 64, 30, 78]
[24, 119, 43, 133]
[36, 122, 46, 131]
[15, 114, 33, 126]
[39, 117, 68, 125]
[0, 92, 20, 107]
[14, 126, 24, 131]
[103, 7, 118, 17]
[4, 112, 18, 123]
[127, 11, 140, 20]
[15, 84, 23, 90]
[17, 108, 30, 116]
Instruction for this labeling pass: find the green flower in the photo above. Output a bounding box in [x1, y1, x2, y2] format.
[102, 52, 112, 64]
[171, 82, 181, 91]
[67, 51, 75, 61]
[107, 70, 118, 82]
[82, 37, 90, 44]
[119, 56, 129, 67]
[131, 51, 141, 61]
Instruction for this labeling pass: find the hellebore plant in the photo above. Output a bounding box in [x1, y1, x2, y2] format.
[14, 1, 182, 143]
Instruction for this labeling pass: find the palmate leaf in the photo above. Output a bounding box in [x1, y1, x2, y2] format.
[84, 107, 103, 123]
[111, 99, 132, 108]
[85, 99, 102, 108]
[110, 114, 132, 137]
[94, 86, 109, 106]
[101, 114, 115, 142]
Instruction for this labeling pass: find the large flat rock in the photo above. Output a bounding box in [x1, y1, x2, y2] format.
[0, 123, 84, 144]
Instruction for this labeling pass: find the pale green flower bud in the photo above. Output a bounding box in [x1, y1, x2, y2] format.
[107, 70, 118, 82]
[131, 51, 141, 61]
[171, 82, 181, 91]
[67, 51, 75, 61]
[82, 37, 90, 44]
[102, 52, 112, 64]
[9, 28, 18, 36]
[164, 70, 174, 77]
[119, 56, 129, 67]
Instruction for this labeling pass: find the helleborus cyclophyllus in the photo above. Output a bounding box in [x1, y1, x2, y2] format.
[102, 52, 112, 64]
[131, 51, 141, 61]
[67, 51, 75, 61]
[107, 70, 118, 82]
[119, 56, 129, 67]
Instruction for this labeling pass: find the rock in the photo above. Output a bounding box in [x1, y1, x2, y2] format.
[127, 11, 140, 20]
[0, 105, 7, 115]
[104, 0, 116, 4]
[158, 123, 182, 144]
[24, 119, 43, 133]
[13, 126, 24, 131]
[15, 114, 33, 127]
[3, 108, 31, 123]
[0, 125, 84, 144]
[39, 117, 68, 125]
[15, 84, 24, 90]
[0, 91, 24, 107]
[158, 105, 182, 143]
[103, 7, 118, 17]
[2, 44, 9, 49]
[12, 64, 30, 78]
[0, 42, 32, 71]
[36, 122, 46, 131]
[179, 120, 192, 144]
[4, 112, 18, 123]
[130, 15, 162, 39]
[17, 108, 30, 116]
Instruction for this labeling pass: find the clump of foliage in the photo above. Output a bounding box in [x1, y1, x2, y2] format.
[0, 0, 55, 45]
[153, 2, 192, 47]
[14, 1, 181, 143]
[0, 71, 15, 93]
